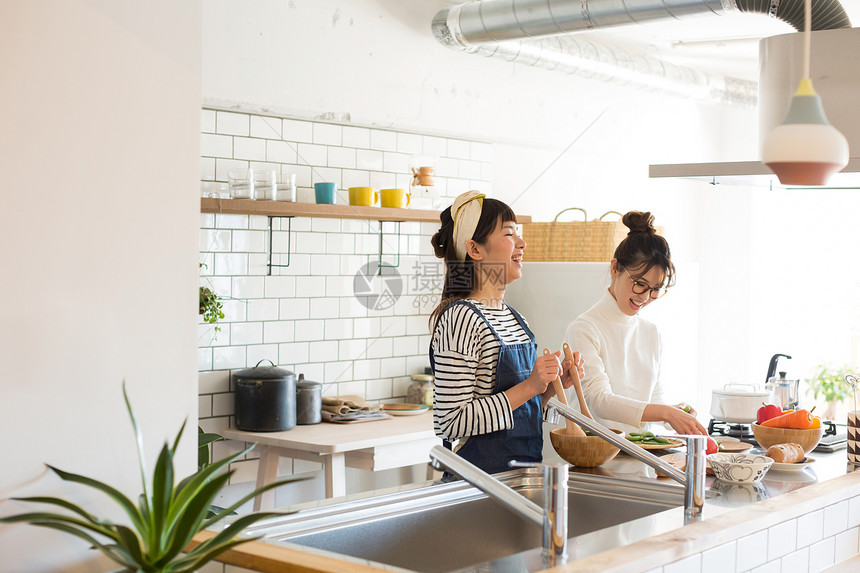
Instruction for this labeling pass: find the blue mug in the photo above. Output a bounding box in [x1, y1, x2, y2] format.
[314, 182, 336, 204]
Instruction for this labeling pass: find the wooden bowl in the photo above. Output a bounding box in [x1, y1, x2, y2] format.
[550, 428, 624, 468]
[751, 423, 824, 454]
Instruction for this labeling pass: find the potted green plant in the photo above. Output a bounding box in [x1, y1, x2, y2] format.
[199, 262, 224, 335]
[805, 364, 858, 420]
[199, 285, 224, 333]
[197, 426, 225, 472]
[1, 384, 300, 573]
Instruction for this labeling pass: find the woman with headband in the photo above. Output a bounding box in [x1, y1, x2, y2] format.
[429, 191, 584, 474]
[564, 211, 706, 436]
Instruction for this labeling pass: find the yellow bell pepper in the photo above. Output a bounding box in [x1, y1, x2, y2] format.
[810, 416, 821, 429]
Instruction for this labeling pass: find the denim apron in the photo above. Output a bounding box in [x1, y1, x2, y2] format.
[431, 300, 542, 475]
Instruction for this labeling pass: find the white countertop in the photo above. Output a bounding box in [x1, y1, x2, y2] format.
[549, 448, 860, 572]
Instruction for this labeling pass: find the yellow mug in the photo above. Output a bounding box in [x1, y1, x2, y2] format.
[380, 188, 411, 208]
[348, 186, 378, 207]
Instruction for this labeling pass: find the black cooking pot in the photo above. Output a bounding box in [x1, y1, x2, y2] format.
[233, 359, 296, 431]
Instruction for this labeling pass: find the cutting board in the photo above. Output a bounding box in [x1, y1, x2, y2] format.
[656, 453, 714, 477]
[718, 440, 753, 453]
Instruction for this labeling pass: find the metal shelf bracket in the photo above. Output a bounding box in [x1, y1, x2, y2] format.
[377, 221, 401, 275]
[267, 216, 292, 275]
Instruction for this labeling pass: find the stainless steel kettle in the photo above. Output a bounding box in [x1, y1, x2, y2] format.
[766, 371, 801, 411]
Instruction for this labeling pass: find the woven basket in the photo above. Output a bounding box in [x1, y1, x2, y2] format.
[521, 208, 627, 262]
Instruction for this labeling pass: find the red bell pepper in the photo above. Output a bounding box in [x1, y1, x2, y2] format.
[756, 403, 782, 425]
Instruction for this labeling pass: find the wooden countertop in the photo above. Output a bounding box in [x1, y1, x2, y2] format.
[222, 412, 434, 454]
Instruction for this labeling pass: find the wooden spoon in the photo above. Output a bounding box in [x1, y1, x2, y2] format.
[543, 348, 586, 436]
[563, 342, 593, 420]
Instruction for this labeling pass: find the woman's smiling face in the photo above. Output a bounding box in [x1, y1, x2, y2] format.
[609, 260, 666, 316]
[470, 217, 526, 287]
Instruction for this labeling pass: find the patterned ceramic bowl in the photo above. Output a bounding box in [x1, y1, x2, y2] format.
[709, 480, 769, 507]
[707, 453, 774, 484]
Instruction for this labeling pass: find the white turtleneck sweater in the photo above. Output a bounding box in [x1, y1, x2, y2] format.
[563, 289, 665, 433]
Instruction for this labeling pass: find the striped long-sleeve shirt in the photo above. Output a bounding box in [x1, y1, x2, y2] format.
[431, 300, 532, 443]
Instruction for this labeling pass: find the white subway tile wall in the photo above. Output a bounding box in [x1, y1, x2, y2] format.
[200, 109, 491, 207]
[199, 108, 491, 493]
[650, 498, 860, 573]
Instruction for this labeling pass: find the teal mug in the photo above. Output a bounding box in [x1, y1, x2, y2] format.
[314, 182, 336, 204]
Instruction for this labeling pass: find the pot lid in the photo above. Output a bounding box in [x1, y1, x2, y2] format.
[297, 373, 321, 389]
[768, 371, 799, 384]
[712, 383, 769, 397]
[233, 359, 295, 380]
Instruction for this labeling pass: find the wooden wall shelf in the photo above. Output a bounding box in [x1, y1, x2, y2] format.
[200, 198, 532, 223]
[201, 198, 441, 223]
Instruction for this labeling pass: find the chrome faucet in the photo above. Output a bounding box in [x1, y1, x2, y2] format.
[765, 353, 792, 384]
[428, 445, 568, 565]
[546, 397, 706, 520]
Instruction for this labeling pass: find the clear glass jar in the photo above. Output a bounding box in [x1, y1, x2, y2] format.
[407, 373, 434, 406]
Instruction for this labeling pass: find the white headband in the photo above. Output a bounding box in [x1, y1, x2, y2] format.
[451, 191, 486, 262]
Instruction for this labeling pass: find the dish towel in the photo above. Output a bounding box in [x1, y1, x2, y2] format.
[321, 395, 388, 422]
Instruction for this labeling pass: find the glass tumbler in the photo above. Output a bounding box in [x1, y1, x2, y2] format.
[275, 173, 297, 202]
[228, 169, 254, 200]
[254, 169, 277, 201]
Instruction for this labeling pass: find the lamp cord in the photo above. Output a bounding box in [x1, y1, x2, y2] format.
[803, 0, 811, 79]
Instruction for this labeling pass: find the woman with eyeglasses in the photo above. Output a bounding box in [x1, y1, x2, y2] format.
[563, 211, 707, 435]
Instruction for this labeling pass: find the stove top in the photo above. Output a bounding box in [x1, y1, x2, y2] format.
[708, 419, 841, 449]
[708, 419, 757, 444]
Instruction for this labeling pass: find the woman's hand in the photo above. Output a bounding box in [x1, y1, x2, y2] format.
[674, 402, 697, 417]
[663, 405, 707, 435]
[559, 351, 585, 389]
[643, 404, 708, 435]
[525, 350, 563, 395]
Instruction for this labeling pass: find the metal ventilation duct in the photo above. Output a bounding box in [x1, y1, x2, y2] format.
[431, 0, 851, 107]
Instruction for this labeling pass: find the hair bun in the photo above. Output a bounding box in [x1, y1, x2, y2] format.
[431, 230, 448, 259]
[622, 211, 656, 235]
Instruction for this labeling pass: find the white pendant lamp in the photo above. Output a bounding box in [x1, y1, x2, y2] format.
[761, 0, 849, 186]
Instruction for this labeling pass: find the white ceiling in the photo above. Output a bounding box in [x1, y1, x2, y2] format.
[587, 13, 794, 80]
[579, 1, 860, 80]
[434, 0, 860, 81]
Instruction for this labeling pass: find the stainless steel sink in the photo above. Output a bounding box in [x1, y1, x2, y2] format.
[242, 468, 687, 572]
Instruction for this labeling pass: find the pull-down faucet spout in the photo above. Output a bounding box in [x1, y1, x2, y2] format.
[546, 397, 705, 519]
[429, 445, 568, 565]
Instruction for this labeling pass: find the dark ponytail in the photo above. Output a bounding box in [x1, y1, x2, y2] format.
[429, 198, 516, 332]
[613, 211, 675, 287]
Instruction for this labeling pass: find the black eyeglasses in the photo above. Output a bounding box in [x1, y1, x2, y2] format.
[624, 269, 668, 299]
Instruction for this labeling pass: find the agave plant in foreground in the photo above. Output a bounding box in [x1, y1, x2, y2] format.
[0, 384, 301, 572]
